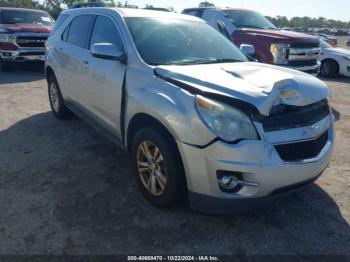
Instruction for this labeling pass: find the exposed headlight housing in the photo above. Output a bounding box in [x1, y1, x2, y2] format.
[270, 43, 290, 64]
[195, 95, 259, 143]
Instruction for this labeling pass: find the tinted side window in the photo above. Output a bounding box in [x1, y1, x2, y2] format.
[183, 10, 197, 16]
[217, 21, 230, 39]
[183, 10, 203, 18]
[89, 16, 124, 51]
[67, 15, 95, 48]
[52, 14, 69, 34]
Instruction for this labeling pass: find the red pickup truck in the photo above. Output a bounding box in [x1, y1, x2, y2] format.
[183, 7, 321, 74]
[0, 7, 53, 71]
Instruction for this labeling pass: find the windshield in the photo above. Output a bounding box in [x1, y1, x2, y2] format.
[320, 39, 333, 49]
[126, 17, 248, 66]
[0, 10, 54, 26]
[225, 10, 276, 29]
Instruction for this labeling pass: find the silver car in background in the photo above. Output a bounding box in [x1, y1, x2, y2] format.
[45, 8, 334, 214]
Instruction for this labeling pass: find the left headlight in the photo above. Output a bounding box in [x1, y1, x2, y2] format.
[195, 95, 259, 143]
[0, 33, 15, 43]
[270, 43, 289, 65]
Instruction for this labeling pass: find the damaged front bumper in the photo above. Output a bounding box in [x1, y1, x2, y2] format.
[177, 113, 334, 215]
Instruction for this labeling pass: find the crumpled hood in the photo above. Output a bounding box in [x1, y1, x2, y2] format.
[0, 23, 52, 33]
[155, 62, 330, 116]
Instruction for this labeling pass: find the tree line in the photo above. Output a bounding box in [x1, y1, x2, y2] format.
[266, 16, 350, 29]
[1, 0, 349, 29]
[0, 0, 139, 18]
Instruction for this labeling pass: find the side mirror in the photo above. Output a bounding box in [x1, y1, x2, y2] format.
[240, 44, 256, 56]
[91, 43, 126, 62]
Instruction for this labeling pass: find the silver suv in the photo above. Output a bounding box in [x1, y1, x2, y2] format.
[45, 8, 334, 214]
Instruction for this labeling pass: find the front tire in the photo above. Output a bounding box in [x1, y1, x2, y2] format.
[320, 59, 339, 78]
[131, 127, 187, 208]
[48, 75, 71, 119]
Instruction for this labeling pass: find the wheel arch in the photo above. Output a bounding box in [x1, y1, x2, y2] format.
[45, 65, 55, 82]
[127, 112, 189, 196]
[126, 113, 177, 154]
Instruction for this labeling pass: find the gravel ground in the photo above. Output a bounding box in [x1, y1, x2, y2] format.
[0, 37, 349, 256]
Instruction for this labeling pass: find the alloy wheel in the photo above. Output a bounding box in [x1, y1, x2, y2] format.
[136, 140, 167, 196]
[49, 82, 60, 112]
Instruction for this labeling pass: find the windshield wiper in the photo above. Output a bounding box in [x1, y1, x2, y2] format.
[172, 58, 243, 65]
[189, 58, 244, 65]
[148, 58, 243, 66]
[215, 58, 244, 63]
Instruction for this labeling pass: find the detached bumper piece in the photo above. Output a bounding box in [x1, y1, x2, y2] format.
[262, 100, 330, 132]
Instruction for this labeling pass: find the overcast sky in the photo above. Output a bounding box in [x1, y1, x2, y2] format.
[126, 0, 349, 21]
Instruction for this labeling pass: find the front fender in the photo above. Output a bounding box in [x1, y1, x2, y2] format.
[126, 80, 215, 147]
[45, 43, 63, 86]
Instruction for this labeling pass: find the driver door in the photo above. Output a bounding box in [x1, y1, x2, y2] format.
[84, 15, 127, 138]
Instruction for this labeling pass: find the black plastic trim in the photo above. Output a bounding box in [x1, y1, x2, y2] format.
[120, 69, 127, 145]
[263, 100, 330, 132]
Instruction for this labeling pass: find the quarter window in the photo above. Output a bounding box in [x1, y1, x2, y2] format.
[89, 16, 124, 51]
[52, 14, 69, 34]
[66, 15, 95, 48]
[61, 22, 70, 41]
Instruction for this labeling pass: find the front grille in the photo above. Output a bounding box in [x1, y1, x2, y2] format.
[263, 100, 330, 132]
[18, 52, 45, 56]
[290, 42, 320, 48]
[16, 36, 48, 48]
[275, 131, 328, 162]
[287, 47, 320, 62]
[287, 59, 317, 66]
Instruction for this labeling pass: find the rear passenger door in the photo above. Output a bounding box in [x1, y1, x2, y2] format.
[59, 14, 95, 107]
[85, 15, 127, 137]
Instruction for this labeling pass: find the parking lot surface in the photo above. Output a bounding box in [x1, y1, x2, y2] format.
[0, 38, 349, 255]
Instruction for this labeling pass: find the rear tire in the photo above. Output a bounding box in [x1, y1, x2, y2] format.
[131, 127, 187, 208]
[48, 75, 71, 119]
[320, 59, 339, 78]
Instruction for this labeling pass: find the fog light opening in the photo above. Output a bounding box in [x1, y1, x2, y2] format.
[217, 171, 259, 193]
[217, 171, 243, 193]
[2, 52, 12, 57]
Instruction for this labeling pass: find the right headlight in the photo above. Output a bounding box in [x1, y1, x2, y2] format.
[195, 95, 259, 143]
[270, 43, 289, 64]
